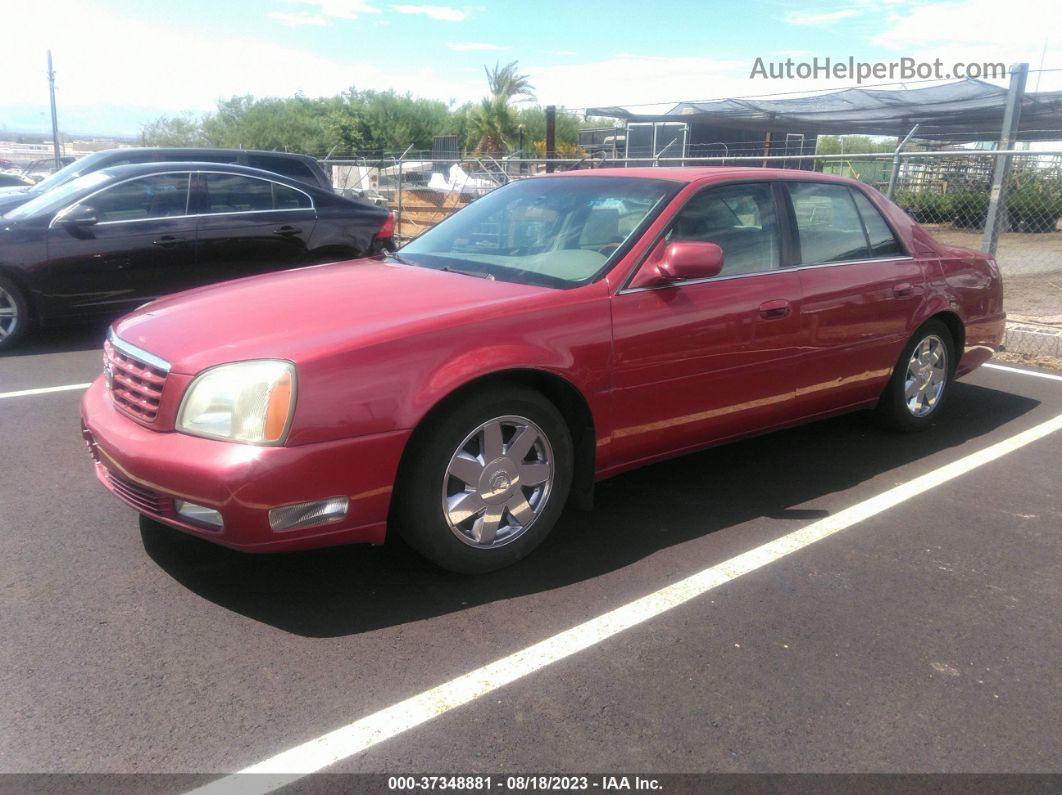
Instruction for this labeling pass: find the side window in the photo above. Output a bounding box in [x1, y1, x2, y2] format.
[850, 189, 904, 258]
[247, 155, 315, 183]
[788, 182, 870, 265]
[89, 174, 190, 222]
[667, 183, 779, 276]
[274, 183, 312, 210]
[200, 174, 311, 213]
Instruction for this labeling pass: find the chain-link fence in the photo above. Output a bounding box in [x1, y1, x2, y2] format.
[321, 149, 1062, 356]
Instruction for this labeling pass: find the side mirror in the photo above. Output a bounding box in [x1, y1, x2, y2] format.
[632, 241, 725, 288]
[55, 204, 99, 227]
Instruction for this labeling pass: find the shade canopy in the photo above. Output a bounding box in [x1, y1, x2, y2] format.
[589, 79, 1062, 142]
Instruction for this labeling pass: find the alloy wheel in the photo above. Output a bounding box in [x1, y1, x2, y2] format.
[0, 284, 18, 341]
[904, 334, 948, 417]
[441, 415, 554, 548]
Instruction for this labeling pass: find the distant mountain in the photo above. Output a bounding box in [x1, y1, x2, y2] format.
[0, 102, 201, 138]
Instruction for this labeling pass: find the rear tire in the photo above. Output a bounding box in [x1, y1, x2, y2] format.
[0, 276, 30, 352]
[392, 386, 573, 574]
[875, 320, 955, 432]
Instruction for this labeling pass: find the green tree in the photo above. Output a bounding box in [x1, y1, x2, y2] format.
[469, 96, 517, 155]
[139, 113, 205, 146]
[484, 61, 535, 101]
[815, 135, 896, 155]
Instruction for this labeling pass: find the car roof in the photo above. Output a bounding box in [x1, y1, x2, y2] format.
[92, 161, 317, 189]
[543, 166, 862, 187]
[87, 147, 318, 163]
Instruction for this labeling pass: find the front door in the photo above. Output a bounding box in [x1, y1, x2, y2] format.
[193, 172, 317, 285]
[609, 182, 804, 466]
[45, 172, 196, 314]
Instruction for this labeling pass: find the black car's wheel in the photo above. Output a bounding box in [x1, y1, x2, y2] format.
[0, 275, 30, 351]
[393, 386, 573, 574]
[875, 320, 955, 432]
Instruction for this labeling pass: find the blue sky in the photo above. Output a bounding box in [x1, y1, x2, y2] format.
[2, 0, 1059, 135]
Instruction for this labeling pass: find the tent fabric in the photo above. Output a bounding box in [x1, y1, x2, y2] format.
[588, 79, 1062, 141]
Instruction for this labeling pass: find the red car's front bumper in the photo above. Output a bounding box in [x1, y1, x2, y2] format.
[80, 377, 409, 552]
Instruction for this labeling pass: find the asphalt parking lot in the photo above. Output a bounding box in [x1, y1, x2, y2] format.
[1, 323, 1060, 787]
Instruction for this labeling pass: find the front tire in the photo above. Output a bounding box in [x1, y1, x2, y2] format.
[393, 386, 573, 574]
[0, 276, 30, 352]
[875, 320, 955, 432]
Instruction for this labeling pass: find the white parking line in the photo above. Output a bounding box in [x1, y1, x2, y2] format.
[984, 363, 1062, 382]
[0, 383, 92, 400]
[187, 412, 1062, 795]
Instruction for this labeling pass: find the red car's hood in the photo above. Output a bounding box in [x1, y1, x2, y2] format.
[113, 258, 549, 374]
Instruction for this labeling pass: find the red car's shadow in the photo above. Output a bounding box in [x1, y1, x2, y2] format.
[140, 381, 1039, 638]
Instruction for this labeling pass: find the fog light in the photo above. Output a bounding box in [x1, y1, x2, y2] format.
[269, 497, 349, 531]
[175, 500, 224, 530]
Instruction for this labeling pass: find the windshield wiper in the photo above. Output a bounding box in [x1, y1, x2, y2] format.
[438, 265, 495, 280]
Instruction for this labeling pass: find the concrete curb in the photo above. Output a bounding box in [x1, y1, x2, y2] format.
[1004, 320, 1062, 356]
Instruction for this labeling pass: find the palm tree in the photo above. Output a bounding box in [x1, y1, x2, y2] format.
[484, 61, 535, 102]
[469, 95, 517, 155]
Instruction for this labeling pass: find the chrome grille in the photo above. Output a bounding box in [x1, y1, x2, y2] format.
[104, 338, 168, 423]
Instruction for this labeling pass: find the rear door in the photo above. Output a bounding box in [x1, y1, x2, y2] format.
[609, 181, 804, 465]
[192, 172, 317, 283]
[785, 181, 926, 414]
[45, 172, 196, 312]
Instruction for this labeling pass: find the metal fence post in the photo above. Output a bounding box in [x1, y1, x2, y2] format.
[396, 159, 403, 242]
[886, 124, 919, 200]
[982, 63, 1029, 256]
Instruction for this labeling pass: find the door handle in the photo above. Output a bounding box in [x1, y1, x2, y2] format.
[893, 282, 915, 298]
[758, 299, 791, 320]
[274, 225, 302, 237]
[152, 235, 185, 248]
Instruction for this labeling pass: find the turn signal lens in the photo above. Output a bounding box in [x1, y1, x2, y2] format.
[264, 369, 293, 443]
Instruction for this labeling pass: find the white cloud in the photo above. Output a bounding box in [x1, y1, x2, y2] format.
[391, 4, 466, 21]
[277, 0, 380, 21]
[870, 0, 1062, 92]
[447, 42, 508, 52]
[784, 9, 859, 25]
[268, 11, 330, 26]
[0, 2, 480, 124]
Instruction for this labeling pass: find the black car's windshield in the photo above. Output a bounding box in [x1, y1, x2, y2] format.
[398, 176, 678, 288]
[3, 172, 111, 221]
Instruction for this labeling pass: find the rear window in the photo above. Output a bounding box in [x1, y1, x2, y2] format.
[201, 173, 311, 213]
[246, 155, 317, 183]
[850, 189, 904, 258]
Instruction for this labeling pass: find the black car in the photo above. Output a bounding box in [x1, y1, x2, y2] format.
[0, 147, 332, 215]
[0, 162, 393, 349]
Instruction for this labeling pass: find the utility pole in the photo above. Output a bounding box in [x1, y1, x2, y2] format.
[47, 51, 62, 170]
[545, 105, 556, 173]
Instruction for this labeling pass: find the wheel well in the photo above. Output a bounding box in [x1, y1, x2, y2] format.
[927, 311, 965, 361]
[397, 369, 598, 511]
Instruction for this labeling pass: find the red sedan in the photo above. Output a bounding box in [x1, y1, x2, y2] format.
[81, 168, 1004, 573]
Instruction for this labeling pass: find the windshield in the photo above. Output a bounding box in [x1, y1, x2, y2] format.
[3, 171, 112, 221]
[398, 176, 679, 288]
[24, 152, 105, 197]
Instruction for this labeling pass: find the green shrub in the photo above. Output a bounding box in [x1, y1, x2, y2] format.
[1007, 185, 1062, 233]
[949, 192, 990, 229]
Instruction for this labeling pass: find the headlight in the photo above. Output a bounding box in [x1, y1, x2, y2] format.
[176, 360, 296, 445]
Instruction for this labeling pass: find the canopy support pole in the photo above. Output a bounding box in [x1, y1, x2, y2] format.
[886, 124, 919, 200]
[982, 63, 1029, 257]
